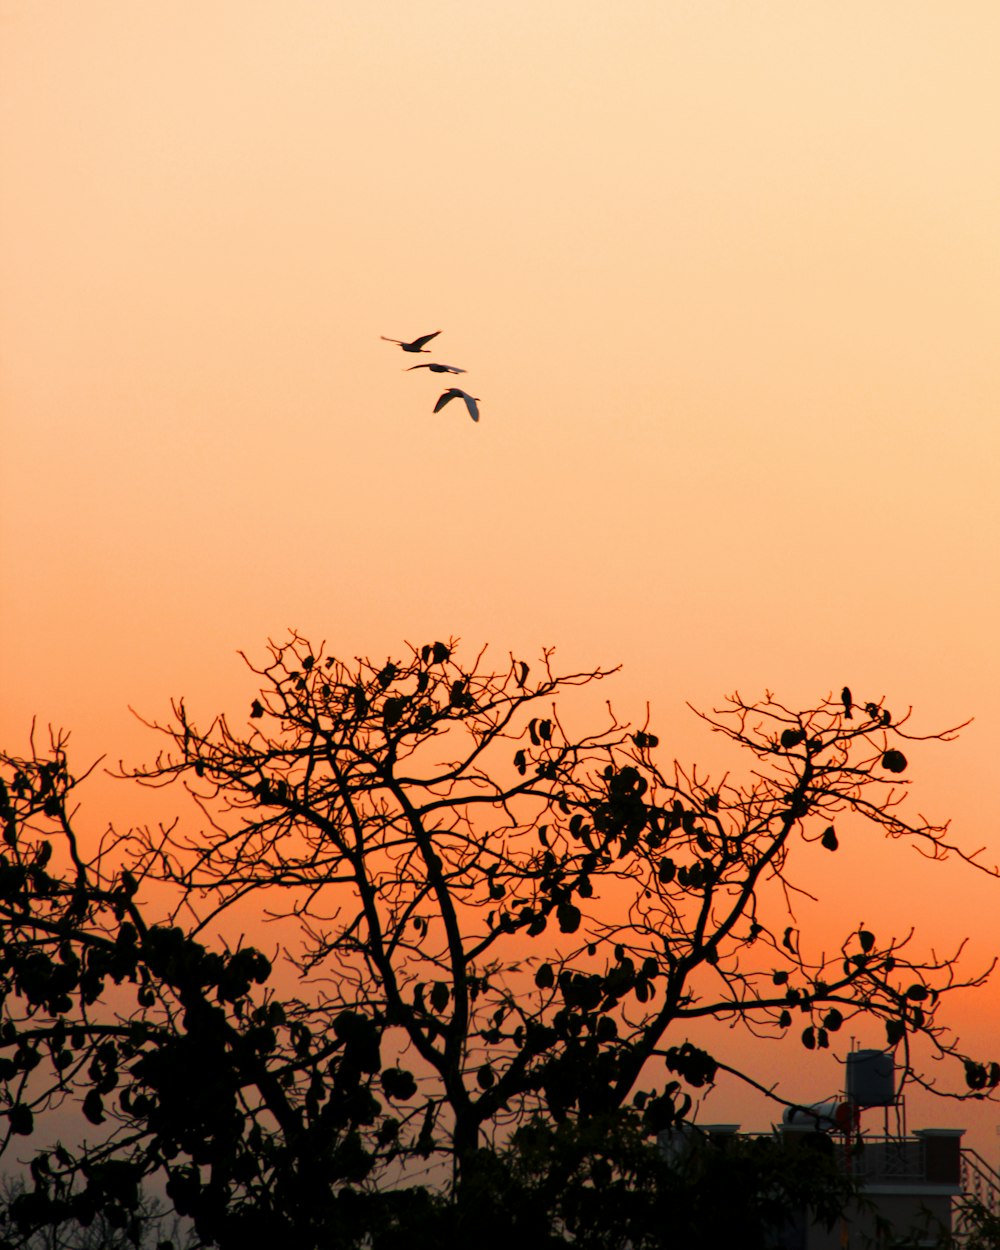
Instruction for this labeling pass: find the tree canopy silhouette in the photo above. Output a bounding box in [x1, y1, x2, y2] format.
[0, 633, 995, 1247]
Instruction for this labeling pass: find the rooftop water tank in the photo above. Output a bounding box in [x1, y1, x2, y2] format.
[846, 1049, 895, 1107]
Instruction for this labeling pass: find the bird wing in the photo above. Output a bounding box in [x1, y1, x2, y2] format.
[433, 390, 459, 413]
[458, 390, 480, 422]
[405, 364, 432, 371]
[411, 330, 442, 350]
[380, 335, 403, 345]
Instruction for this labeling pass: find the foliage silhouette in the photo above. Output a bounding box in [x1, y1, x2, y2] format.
[0, 633, 995, 1246]
[0, 1176, 196, 1250]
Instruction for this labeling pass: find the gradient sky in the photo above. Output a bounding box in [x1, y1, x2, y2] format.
[3, 2, 999, 1147]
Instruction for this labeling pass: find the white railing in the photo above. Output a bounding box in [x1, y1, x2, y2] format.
[960, 1147, 1000, 1208]
[954, 1147, 1000, 1243]
[849, 1136, 927, 1184]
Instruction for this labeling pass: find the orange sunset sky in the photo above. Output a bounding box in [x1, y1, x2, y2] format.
[2, 3, 1000, 1148]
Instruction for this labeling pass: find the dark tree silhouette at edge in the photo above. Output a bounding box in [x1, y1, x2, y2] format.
[0, 633, 996, 1247]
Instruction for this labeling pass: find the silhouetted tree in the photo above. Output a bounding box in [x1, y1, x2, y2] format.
[342, 1110, 856, 1250]
[0, 1176, 195, 1250]
[0, 633, 995, 1247]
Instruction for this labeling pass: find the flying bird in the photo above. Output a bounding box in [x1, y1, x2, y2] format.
[433, 388, 480, 423]
[380, 331, 441, 353]
[405, 362, 466, 374]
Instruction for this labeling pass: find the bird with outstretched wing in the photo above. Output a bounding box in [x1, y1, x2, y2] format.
[381, 330, 441, 353]
[433, 388, 480, 423]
